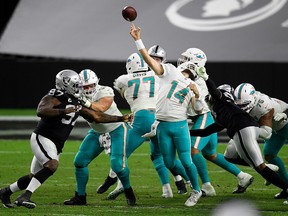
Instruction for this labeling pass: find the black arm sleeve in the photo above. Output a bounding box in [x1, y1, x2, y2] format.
[190, 122, 224, 137]
[206, 78, 222, 100]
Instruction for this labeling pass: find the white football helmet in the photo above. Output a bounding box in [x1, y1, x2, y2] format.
[177, 48, 207, 67]
[148, 45, 167, 63]
[234, 83, 256, 112]
[55, 69, 83, 98]
[217, 84, 235, 102]
[126, 53, 148, 74]
[79, 69, 99, 99]
[177, 62, 198, 80]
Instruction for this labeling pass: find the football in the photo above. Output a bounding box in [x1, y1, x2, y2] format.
[122, 6, 137, 22]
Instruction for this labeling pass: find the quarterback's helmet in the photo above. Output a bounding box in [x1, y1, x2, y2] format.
[234, 83, 256, 112]
[79, 69, 99, 99]
[177, 62, 198, 80]
[217, 84, 235, 102]
[177, 48, 207, 67]
[55, 69, 83, 98]
[126, 53, 148, 74]
[148, 45, 167, 63]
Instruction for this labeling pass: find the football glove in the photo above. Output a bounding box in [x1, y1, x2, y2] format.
[274, 113, 287, 121]
[141, 120, 159, 138]
[196, 66, 209, 81]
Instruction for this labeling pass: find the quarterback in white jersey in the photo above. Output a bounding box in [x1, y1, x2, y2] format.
[129, 23, 202, 207]
[231, 83, 288, 199]
[64, 69, 136, 206]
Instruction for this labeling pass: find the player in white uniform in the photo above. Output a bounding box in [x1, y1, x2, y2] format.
[229, 83, 288, 199]
[178, 50, 253, 195]
[129, 23, 203, 207]
[63, 69, 136, 206]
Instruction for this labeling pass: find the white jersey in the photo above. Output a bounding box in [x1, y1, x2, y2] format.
[114, 71, 158, 113]
[88, 85, 123, 134]
[249, 91, 288, 131]
[156, 63, 195, 122]
[187, 77, 210, 116]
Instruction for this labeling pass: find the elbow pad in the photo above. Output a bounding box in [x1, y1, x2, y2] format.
[259, 125, 272, 140]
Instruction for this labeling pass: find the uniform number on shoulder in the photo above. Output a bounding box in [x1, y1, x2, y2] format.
[48, 89, 64, 97]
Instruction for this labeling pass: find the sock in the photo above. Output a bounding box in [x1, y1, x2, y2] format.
[259, 166, 288, 189]
[16, 175, 31, 191]
[26, 178, 41, 193]
[75, 167, 89, 196]
[268, 156, 288, 183]
[173, 175, 182, 182]
[214, 153, 241, 176]
[192, 153, 210, 183]
[109, 168, 117, 178]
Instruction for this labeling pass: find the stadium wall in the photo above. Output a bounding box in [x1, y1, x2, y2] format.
[0, 56, 287, 109]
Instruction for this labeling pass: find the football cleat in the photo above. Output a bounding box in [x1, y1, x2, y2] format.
[161, 183, 173, 198]
[97, 176, 117, 194]
[184, 190, 202, 207]
[14, 193, 36, 209]
[274, 190, 288, 199]
[124, 187, 136, 206]
[0, 187, 14, 208]
[64, 192, 87, 205]
[233, 173, 254, 194]
[107, 187, 124, 200]
[201, 183, 216, 197]
[175, 179, 187, 195]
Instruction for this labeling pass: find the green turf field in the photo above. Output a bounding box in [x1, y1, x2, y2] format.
[0, 140, 287, 215]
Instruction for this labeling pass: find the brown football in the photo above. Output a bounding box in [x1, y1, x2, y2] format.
[122, 6, 137, 22]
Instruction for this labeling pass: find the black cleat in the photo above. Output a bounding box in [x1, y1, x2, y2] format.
[97, 176, 117, 194]
[0, 187, 14, 208]
[175, 180, 187, 194]
[232, 176, 254, 194]
[275, 190, 288, 199]
[14, 192, 36, 209]
[124, 187, 136, 206]
[64, 192, 87, 205]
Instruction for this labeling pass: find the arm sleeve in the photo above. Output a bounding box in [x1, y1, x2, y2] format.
[190, 122, 224, 137]
[205, 78, 222, 100]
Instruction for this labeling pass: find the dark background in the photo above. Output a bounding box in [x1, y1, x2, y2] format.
[1, 0, 287, 109]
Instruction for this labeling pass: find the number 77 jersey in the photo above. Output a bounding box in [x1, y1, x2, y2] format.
[156, 63, 195, 122]
[114, 70, 159, 113]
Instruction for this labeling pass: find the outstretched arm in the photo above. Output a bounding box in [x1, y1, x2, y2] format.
[129, 23, 164, 75]
[190, 122, 224, 137]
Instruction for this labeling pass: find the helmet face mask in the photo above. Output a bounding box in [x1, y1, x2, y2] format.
[126, 53, 148, 74]
[79, 69, 99, 99]
[177, 48, 207, 67]
[177, 62, 198, 80]
[55, 69, 83, 98]
[148, 45, 167, 63]
[234, 83, 256, 112]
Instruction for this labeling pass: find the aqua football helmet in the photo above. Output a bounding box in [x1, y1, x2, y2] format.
[55, 69, 82, 98]
[177, 48, 207, 67]
[234, 83, 256, 112]
[126, 53, 148, 74]
[79, 69, 99, 99]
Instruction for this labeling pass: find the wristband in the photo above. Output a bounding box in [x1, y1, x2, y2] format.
[83, 100, 91, 108]
[135, 39, 145, 50]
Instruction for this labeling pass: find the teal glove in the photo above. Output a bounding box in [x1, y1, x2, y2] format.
[196, 66, 209, 80]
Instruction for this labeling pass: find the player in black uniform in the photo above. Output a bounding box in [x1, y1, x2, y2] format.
[189, 66, 288, 198]
[0, 69, 132, 209]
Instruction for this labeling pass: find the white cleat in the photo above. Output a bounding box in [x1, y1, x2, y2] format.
[162, 183, 173, 198]
[233, 173, 254, 194]
[201, 183, 216, 197]
[185, 190, 202, 207]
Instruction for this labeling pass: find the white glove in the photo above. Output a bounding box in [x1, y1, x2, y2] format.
[79, 96, 92, 108]
[196, 66, 209, 81]
[141, 120, 159, 138]
[274, 113, 287, 121]
[113, 80, 125, 96]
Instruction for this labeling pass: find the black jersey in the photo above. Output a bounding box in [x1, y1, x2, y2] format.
[190, 78, 259, 138]
[34, 89, 81, 153]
